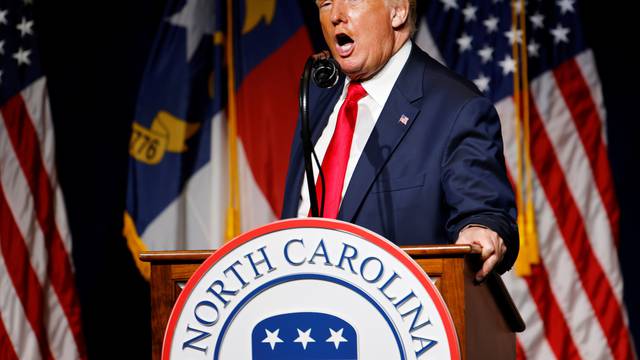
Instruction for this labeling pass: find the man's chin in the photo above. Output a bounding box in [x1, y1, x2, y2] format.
[336, 60, 364, 80]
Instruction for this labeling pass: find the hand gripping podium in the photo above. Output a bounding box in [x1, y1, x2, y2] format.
[141, 244, 524, 359]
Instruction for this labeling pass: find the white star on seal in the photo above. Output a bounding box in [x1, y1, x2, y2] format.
[261, 328, 283, 350]
[326, 328, 348, 349]
[294, 328, 316, 350]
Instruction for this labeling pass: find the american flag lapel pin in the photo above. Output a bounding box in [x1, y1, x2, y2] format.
[398, 114, 409, 125]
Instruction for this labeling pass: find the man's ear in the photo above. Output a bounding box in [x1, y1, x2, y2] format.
[390, 0, 409, 29]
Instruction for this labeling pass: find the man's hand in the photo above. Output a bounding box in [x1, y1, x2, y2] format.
[455, 225, 507, 282]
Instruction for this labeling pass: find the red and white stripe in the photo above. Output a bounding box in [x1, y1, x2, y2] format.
[0, 78, 86, 359]
[494, 52, 634, 359]
[415, 20, 634, 360]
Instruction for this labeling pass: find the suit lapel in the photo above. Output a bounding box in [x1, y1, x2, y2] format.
[338, 46, 426, 222]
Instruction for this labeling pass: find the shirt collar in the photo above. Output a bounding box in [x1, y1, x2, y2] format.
[345, 40, 412, 107]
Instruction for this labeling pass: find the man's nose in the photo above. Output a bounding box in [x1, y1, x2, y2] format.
[329, 1, 346, 25]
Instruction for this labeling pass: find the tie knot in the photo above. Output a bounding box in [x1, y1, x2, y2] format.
[345, 82, 367, 103]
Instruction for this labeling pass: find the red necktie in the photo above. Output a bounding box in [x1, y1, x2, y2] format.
[314, 82, 367, 218]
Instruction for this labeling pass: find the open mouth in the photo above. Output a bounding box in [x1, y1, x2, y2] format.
[335, 33, 355, 57]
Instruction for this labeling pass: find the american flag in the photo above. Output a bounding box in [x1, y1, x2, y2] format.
[0, 0, 86, 359]
[415, 0, 635, 358]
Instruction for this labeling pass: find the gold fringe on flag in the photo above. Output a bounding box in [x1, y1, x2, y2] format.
[225, 0, 241, 242]
[512, 0, 540, 276]
[123, 212, 151, 281]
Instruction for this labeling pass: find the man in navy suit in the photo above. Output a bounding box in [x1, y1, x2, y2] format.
[282, 0, 518, 280]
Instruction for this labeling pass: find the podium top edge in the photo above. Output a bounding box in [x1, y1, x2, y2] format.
[139, 244, 478, 263]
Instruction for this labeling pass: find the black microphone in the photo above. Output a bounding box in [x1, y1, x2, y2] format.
[312, 57, 340, 89]
[299, 54, 341, 217]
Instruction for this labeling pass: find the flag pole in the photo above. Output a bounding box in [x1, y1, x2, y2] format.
[225, 0, 241, 241]
[518, 0, 540, 269]
[510, 0, 529, 276]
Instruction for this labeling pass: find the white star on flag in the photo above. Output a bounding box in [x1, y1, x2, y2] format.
[168, 0, 216, 61]
[0, 9, 8, 25]
[457, 33, 472, 52]
[462, 4, 477, 22]
[557, 0, 575, 14]
[530, 13, 545, 29]
[13, 47, 31, 66]
[16, 17, 34, 37]
[294, 328, 316, 350]
[440, 0, 458, 11]
[550, 24, 570, 44]
[499, 55, 516, 75]
[483, 16, 499, 33]
[326, 328, 348, 349]
[504, 28, 523, 44]
[512, 0, 526, 14]
[261, 328, 283, 350]
[528, 40, 541, 57]
[473, 73, 490, 92]
[478, 45, 494, 63]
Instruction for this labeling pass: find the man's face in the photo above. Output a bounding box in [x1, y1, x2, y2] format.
[317, 0, 399, 81]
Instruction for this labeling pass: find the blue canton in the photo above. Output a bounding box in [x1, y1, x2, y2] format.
[0, 0, 42, 105]
[423, 0, 587, 102]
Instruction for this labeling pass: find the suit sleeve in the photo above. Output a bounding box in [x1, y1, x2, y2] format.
[440, 96, 519, 273]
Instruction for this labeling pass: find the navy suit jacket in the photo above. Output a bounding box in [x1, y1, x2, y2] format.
[282, 44, 519, 272]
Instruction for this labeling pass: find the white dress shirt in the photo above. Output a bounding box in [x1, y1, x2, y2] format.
[297, 40, 412, 217]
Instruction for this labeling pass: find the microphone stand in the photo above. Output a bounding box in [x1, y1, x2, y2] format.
[299, 55, 340, 218]
[299, 57, 320, 217]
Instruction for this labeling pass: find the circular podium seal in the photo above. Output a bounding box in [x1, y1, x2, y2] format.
[163, 218, 460, 359]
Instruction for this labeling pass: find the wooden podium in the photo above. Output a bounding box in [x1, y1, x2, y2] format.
[141, 245, 524, 360]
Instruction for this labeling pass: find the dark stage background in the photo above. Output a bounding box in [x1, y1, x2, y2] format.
[30, 1, 639, 358]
